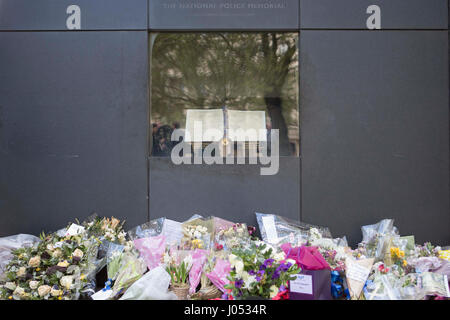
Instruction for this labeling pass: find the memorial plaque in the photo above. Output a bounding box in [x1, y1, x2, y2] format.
[149, 0, 299, 30]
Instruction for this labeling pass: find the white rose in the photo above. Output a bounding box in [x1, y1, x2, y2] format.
[29, 281, 39, 290]
[50, 287, 62, 297]
[235, 260, 244, 275]
[52, 248, 63, 258]
[38, 285, 51, 297]
[60, 276, 73, 290]
[13, 286, 25, 297]
[28, 255, 41, 268]
[5, 282, 16, 291]
[72, 248, 84, 259]
[244, 275, 256, 289]
[16, 266, 27, 277]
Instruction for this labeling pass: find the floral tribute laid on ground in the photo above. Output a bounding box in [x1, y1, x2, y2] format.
[0, 213, 448, 300]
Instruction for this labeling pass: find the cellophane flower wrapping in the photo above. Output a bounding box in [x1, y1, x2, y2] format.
[0, 224, 100, 300]
[206, 258, 231, 292]
[105, 242, 125, 281]
[127, 218, 164, 240]
[282, 245, 330, 270]
[0, 234, 41, 282]
[134, 235, 166, 270]
[188, 249, 208, 294]
[256, 213, 331, 247]
[120, 266, 177, 300]
[180, 216, 214, 250]
[214, 220, 251, 252]
[360, 219, 398, 261]
[111, 251, 147, 297]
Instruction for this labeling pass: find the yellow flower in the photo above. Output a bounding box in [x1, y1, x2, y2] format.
[36, 268, 41, 272]
[58, 296, 62, 300]
[402, 259, 407, 267]
[80, 274, 86, 281]
[8, 296, 12, 300]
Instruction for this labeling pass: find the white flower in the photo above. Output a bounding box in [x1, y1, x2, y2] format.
[183, 255, 193, 271]
[286, 259, 296, 266]
[52, 248, 63, 258]
[72, 248, 84, 259]
[5, 282, 16, 291]
[13, 286, 25, 297]
[16, 267, 26, 277]
[273, 251, 286, 262]
[228, 253, 245, 275]
[118, 231, 126, 243]
[235, 260, 244, 275]
[50, 287, 62, 297]
[60, 276, 73, 290]
[269, 285, 279, 298]
[243, 275, 256, 289]
[163, 252, 171, 265]
[29, 281, 39, 290]
[38, 285, 51, 297]
[261, 244, 274, 255]
[309, 228, 322, 241]
[46, 244, 55, 251]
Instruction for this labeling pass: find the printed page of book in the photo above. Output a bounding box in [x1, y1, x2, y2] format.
[185, 109, 224, 142]
[227, 110, 267, 142]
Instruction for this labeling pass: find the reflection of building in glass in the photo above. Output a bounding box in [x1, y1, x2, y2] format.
[150, 32, 299, 157]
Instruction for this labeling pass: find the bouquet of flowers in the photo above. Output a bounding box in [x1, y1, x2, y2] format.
[308, 228, 347, 271]
[223, 241, 300, 300]
[215, 223, 251, 251]
[0, 216, 129, 300]
[180, 217, 213, 250]
[0, 230, 96, 300]
[413, 242, 441, 258]
[165, 253, 193, 299]
[84, 216, 127, 244]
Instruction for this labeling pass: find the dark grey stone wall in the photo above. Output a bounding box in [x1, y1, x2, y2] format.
[300, 30, 449, 245]
[0, 31, 149, 235]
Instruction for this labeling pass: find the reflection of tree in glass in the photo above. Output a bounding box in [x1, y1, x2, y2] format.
[151, 33, 298, 156]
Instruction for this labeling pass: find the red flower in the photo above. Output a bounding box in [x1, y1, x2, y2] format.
[272, 290, 289, 300]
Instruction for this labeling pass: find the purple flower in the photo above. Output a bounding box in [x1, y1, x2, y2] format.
[221, 293, 228, 300]
[272, 270, 281, 280]
[248, 270, 256, 276]
[256, 270, 265, 281]
[259, 264, 267, 271]
[235, 279, 244, 288]
[264, 259, 275, 267]
[280, 285, 286, 291]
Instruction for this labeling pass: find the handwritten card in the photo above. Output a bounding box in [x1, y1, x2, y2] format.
[290, 274, 313, 295]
